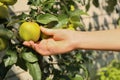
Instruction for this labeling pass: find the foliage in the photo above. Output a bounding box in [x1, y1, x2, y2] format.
[0, 0, 90, 80]
[97, 60, 120, 80]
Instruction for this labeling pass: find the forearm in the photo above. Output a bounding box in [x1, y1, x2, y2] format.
[74, 29, 120, 51]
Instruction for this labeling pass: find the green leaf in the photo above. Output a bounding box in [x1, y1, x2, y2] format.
[55, 14, 69, 28]
[69, 16, 83, 27]
[79, 65, 89, 79]
[22, 52, 38, 63]
[75, 53, 82, 62]
[15, 55, 27, 71]
[72, 74, 83, 80]
[70, 15, 80, 22]
[26, 62, 41, 80]
[36, 13, 58, 24]
[58, 14, 68, 24]
[7, 19, 25, 27]
[3, 49, 17, 67]
[28, 0, 41, 6]
[46, 77, 52, 80]
[69, 9, 88, 17]
[72, 22, 83, 27]
[12, 12, 28, 21]
[0, 27, 13, 39]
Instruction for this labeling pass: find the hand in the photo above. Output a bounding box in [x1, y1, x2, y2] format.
[23, 27, 78, 56]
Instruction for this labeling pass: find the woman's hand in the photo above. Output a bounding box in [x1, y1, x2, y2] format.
[23, 27, 78, 56]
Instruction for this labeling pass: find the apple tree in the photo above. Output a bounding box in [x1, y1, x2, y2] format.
[0, 0, 92, 80]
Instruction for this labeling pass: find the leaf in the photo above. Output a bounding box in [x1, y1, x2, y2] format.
[69, 9, 88, 17]
[72, 74, 83, 80]
[26, 62, 41, 80]
[36, 13, 58, 24]
[3, 49, 17, 67]
[42, 0, 55, 11]
[12, 12, 28, 20]
[55, 14, 69, 28]
[79, 65, 89, 79]
[75, 53, 82, 62]
[72, 22, 83, 27]
[22, 52, 38, 63]
[0, 27, 13, 39]
[46, 77, 52, 80]
[7, 19, 25, 27]
[58, 14, 69, 25]
[69, 16, 83, 27]
[70, 16, 80, 22]
[16, 56, 27, 71]
[28, 0, 41, 6]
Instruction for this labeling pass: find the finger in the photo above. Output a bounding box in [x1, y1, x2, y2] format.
[23, 41, 31, 47]
[34, 45, 49, 56]
[33, 40, 51, 56]
[40, 27, 56, 36]
[29, 41, 36, 49]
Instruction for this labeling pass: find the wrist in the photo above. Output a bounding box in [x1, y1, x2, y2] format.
[69, 31, 80, 50]
[72, 31, 87, 50]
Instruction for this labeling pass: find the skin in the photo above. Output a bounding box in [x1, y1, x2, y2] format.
[23, 27, 120, 56]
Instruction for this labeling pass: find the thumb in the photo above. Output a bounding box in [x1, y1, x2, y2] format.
[40, 27, 55, 36]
